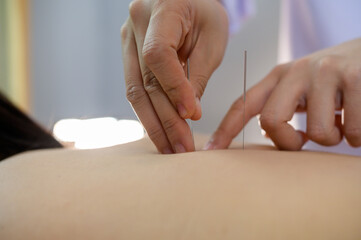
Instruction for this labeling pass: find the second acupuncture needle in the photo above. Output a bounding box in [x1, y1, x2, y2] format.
[186, 59, 194, 143]
[242, 51, 247, 150]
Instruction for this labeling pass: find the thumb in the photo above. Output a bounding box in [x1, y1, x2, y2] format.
[187, 55, 212, 121]
[188, 36, 228, 120]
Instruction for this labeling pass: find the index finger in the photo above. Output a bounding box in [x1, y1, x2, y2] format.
[205, 64, 288, 150]
[121, 20, 173, 154]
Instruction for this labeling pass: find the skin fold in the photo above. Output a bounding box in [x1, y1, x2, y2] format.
[1, 135, 361, 239]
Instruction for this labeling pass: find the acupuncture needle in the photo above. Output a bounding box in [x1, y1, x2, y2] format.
[242, 51, 247, 150]
[186, 58, 194, 143]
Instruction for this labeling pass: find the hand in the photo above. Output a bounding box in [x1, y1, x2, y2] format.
[206, 37, 361, 150]
[121, 0, 228, 153]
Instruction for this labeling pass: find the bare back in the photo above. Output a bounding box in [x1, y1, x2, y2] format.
[1, 135, 361, 239]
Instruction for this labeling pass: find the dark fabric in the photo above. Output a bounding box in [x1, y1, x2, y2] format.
[0, 92, 63, 161]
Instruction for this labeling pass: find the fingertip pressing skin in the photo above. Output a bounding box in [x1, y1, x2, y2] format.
[205, 66, 285, 151]
[130, 4, 197, 153]
[203, 130, 232, 150]
[121, 22, 174, 155]
[203, 98, 245, 150]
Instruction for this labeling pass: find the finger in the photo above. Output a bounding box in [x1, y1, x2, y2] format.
[142, 4, 198, 119]
[121, 20, 173, 154]
[205, 64, 289, 150]
[260, 63, 309, 151]
[342, 66, 361, 146]
[187, 10, 229, 120]
[147, 85, 195, 153]
[306, 65, 342, 145]
[130, 16, 195, 152]
[187, 30, 228, 121]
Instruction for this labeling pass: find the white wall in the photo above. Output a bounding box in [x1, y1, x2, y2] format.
[30, 0, 134, 127]
[30, 0, 280, 144]
[196, 0, 280, 144]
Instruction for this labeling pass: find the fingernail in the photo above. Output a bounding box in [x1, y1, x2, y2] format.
[162, 147, 174, 154]
[203, 140, 215, 150]
[177, 104, 187, 119]
[196, 97, 201, 108]
[174, 143, 186, 153]
[196, 97, 202, 114]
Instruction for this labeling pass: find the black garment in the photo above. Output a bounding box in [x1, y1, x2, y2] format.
[0, 92, 62, 161]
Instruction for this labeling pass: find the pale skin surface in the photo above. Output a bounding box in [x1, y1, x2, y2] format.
[121, 0, 361, 153]
[1, 135, 361, 240]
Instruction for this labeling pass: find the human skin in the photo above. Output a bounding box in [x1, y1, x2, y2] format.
[209, 37, 361, 151]
[1, 135, 361, 239]
[121, 0, 228, 154]
[122, 0, 361, 154]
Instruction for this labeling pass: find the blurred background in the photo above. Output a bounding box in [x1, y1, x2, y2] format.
[0, 0, 280, 148]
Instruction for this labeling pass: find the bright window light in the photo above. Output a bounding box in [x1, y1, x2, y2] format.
[53, 118, 145, 149]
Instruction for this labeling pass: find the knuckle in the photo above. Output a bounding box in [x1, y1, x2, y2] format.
[259, 113, 279, 132]
[344, 126, 361, 147]
[192, 74, 209, 97]
[307, 125, 330, 143]
[163, 81, 183, 98]
[126, 83, 147, 106]
[271, 63, 288, 76]
[262, 63, 290, 85]
[290, 58, 310, 72]
[230, 97, 245, 113]
[146, 125, 164, 142]
[143, 69, 162, 95]
[142, 65, 182, 99]
[162, 116, 179, 133]
[129, 0, 144, 21]
[316, 56, 338, 74]
[154, 0, 167, 6]
[142, 40, 166, 67]
[342, 66, 361, 89]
